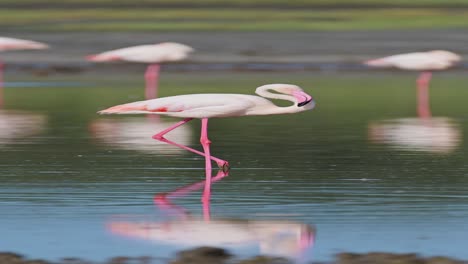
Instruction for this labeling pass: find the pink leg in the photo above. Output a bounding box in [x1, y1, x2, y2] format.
[152, 118, 229, 170]
[200, 118, 212, 202]
[145, 64, 160, 99]
[0, 61, 4, 108]
[417, 71, 432, 119]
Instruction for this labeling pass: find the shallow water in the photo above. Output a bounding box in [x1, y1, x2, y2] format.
[1, 72, 468, 262]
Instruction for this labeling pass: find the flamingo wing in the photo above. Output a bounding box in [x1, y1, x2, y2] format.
[99, 94, 256, 118]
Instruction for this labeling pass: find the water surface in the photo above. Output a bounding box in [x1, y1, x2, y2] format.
[1, 72, 468, 262]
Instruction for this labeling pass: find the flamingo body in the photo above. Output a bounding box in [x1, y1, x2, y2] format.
[87, 42, 193, 63]
[99, 84, 315, 118]
[0, 37, 49, 51]
[364, 50, 461, 71]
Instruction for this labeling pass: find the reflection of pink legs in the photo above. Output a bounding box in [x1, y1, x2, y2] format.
[417, 71, 432, 119]
[200, 118, 212, 202]
[0, 61, 4, 108]
[152, 118, 230, 169]
[154, 170, 229, 220]
[145, 64, 160, 99]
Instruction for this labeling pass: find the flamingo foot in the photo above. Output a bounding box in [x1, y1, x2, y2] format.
[217, 160, 230, 172]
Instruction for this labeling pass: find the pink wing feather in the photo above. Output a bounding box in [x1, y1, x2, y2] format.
[99, 100, 184, 114]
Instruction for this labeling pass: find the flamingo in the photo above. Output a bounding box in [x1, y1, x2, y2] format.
[98, 84, 315, 201]
[87, 42, 194, 100]
[364, 50, 461, 118]
[0, 37, 49, 107]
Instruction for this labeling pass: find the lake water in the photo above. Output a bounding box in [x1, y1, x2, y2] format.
[1, 72, 467, 262]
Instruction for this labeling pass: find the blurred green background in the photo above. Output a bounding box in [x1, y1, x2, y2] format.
[2, 0, 468, 32]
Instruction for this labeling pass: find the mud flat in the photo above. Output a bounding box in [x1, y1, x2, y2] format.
[1, 248, 467, 264]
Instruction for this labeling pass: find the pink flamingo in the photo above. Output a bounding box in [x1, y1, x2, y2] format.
[87, 42, 194, 99]
[364, 50, 461, 119]
[0, 37, 49, 107]
[99, 84, 315, 201]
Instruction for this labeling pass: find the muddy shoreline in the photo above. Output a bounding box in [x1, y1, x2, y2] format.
[1, 248, 467, 264]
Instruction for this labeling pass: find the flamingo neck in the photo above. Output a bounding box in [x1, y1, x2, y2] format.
[254, 86, 302, 115]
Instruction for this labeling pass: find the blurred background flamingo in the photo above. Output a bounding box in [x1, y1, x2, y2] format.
[87, 42, 194, 99]
[0, 37, 49, 108]
[364, 50, 461, 118]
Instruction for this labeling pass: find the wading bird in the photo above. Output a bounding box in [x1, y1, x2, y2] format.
[99, 84, 315, 200]
[87, 42, 194, 99]
[364, 50, 461, 118]
[0, 37, 49, 107]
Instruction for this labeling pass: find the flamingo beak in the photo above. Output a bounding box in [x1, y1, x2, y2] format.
[293, 91, 313, 107]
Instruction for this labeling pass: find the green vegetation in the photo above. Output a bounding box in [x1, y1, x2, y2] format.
[1, 0, 468, 32]
[2, 0, 468, 7]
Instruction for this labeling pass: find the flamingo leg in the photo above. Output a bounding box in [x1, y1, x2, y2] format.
[416, 71, 432, 119]
[152, 118, 230, 170]
[0, 60, 4, 108]
[200, 118, 212, 202]
[144, 64, 160, 99]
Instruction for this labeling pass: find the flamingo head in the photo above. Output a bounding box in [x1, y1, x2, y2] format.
[255, 83, 315, 111]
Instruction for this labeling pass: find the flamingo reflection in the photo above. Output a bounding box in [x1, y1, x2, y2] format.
[107, 170, 315, 259]
[89, 117, 192, 155]
[369, 117, 461, 154]
[0, 110, 47, 145]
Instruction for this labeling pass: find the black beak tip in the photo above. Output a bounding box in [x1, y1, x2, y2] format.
[298, 99, 312, 107]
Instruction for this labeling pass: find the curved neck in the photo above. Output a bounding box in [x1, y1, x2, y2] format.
[256, 86, 296, 103]
[254, 86, 301, 115]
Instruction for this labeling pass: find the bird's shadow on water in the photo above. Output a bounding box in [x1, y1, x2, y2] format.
[105, 169, 316, 262]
